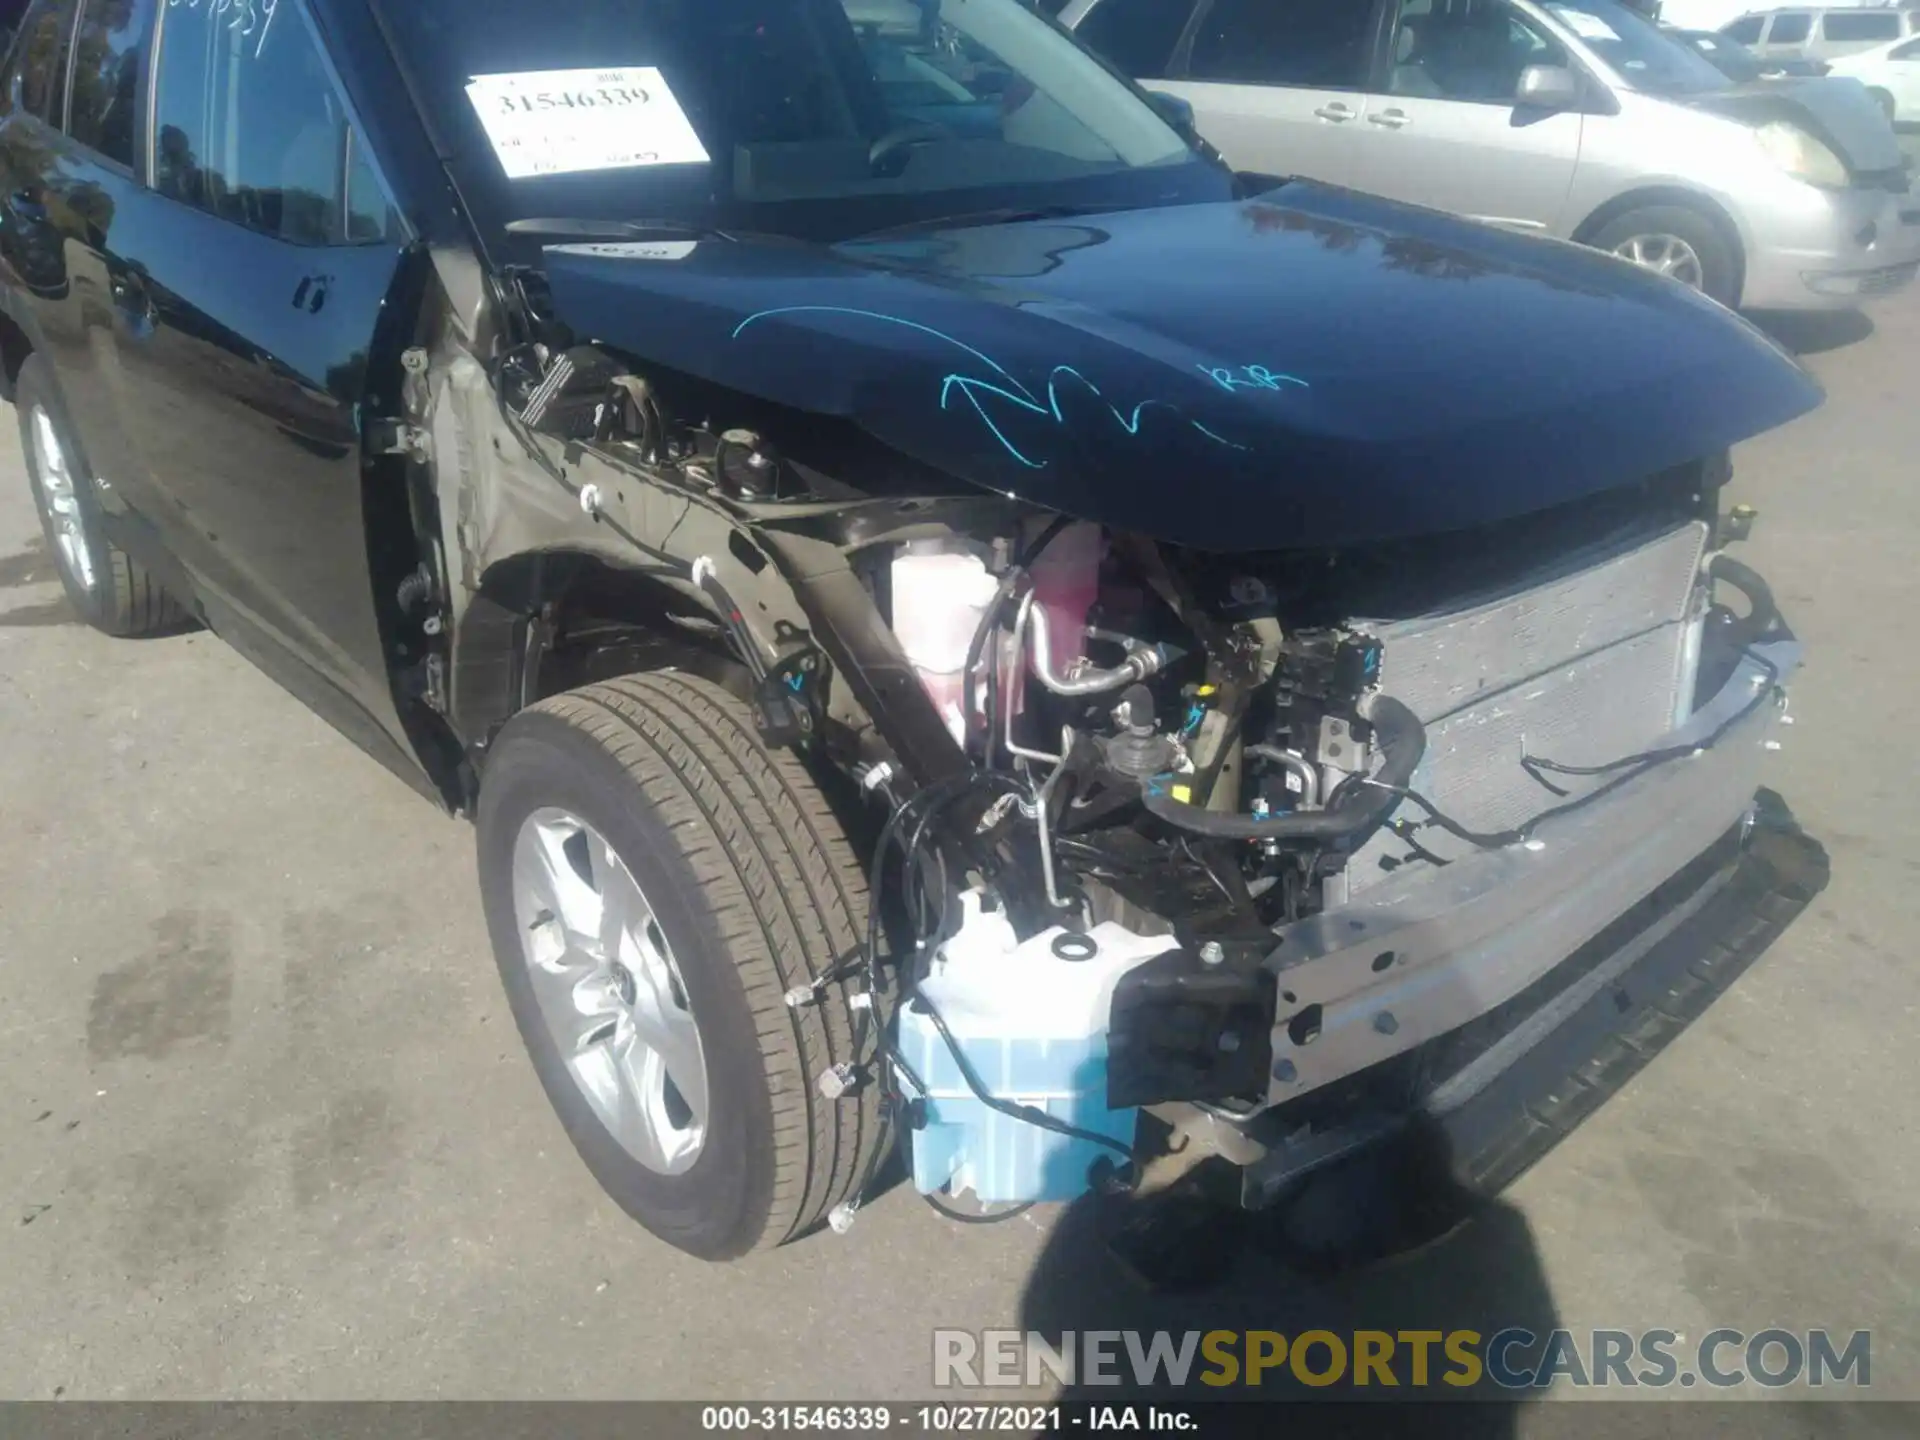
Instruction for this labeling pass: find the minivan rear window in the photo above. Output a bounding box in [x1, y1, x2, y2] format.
[1822, 12, 1902, 41]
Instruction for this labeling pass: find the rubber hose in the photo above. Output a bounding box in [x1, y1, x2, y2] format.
[1708, 553, 1783, 640]
[1139, 694, 1427, 842]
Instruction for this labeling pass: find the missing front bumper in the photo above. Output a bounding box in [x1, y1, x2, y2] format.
[1260, 633, 1798, 1107]
[1238, 791, 1827, 1209]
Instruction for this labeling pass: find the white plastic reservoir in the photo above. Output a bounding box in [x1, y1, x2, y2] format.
[890, 543, 1003, 745]
[898, 891, 1178, 1204]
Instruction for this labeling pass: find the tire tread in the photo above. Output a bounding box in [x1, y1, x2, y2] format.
[528, 671, 877, 1250]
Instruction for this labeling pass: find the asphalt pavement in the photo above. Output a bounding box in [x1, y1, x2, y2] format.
[1, 285, 1918, 1408]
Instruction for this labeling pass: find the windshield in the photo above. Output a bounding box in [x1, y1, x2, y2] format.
[1543, 0, 1732, 94]
[1677, 29, 1763, 82]
[376, 0, 1222, 250]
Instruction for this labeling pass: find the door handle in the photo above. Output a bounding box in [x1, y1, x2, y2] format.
[1367, 108, 1411, 129]
[1312, 103, 1356, 122]
[291, 273, 331, 314]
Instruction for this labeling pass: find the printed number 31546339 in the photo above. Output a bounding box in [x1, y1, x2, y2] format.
[497, 87, 652, 116]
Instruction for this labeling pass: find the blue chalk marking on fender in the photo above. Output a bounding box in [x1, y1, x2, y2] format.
[731, 305, 1257, 467]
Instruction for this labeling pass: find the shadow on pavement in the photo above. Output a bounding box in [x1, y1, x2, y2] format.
[1017, 1134, 1552, 1435]
[1751, 309, 1876, 357]
[1012, 794, 1832, 1434]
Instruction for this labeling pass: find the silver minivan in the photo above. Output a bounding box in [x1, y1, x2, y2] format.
[1061, 0, 1920, 308]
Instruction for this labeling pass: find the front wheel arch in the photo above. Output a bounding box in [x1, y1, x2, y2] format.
[1572, 187, 1747, 306]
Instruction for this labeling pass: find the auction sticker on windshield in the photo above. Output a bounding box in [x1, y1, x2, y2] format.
[465, 67, 711, 179]
[1555, 8, 1621, 41]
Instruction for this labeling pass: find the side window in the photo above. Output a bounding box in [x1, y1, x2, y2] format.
[343, 126, 398, 242]
[1722, 16, 1764, 43]
[1387, 0, 1566, 103]
[150, 0, 397, 245]
[11, 0, 72, 121]
[66, 0, 150, 167]
[1765, 13, 1812, 44]
[1076, 0, 1198, 78]
[1188, 0, 1378, 87]
[1891, 36, 1920, 60]
[1821, 12, 1901, 42]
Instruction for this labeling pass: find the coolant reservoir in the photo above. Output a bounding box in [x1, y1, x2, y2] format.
[890, 543, 1002, 744]
[897, 891, 1178, 1205]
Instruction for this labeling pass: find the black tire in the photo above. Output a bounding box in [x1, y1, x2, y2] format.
[14, 354, 186, 636]
[1587, 204, 1741, 309]
[476, 672, 881, 1260]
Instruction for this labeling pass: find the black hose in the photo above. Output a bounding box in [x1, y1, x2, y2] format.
[837, 775, 989, 1225]
[1139, 695, 1426, 842]
[923, 1191, 1037, 1225]
[1017, 514, 1075, 569]
[1380, 647, 1784, 849]
[846, 755, 1137, 1220]
[841, 769, 1103, 1223]
[861, 773, 985, 994]
[962, 568, 1029, 751]
[958, 517, 1070, 747]
[1708, 552, 1783, 642]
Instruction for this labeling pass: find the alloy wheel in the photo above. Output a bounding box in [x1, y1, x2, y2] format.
[1612, 233, 1706, 291]
[30, 406, 95, 592]
[511, 807, 710, 1175]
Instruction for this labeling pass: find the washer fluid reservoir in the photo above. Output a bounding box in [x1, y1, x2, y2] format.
[898, 891, 1177, 1205]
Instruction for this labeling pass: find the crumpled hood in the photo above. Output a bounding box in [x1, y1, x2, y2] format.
[541, 182, 1820, 552]
[1681, 76, 1909, 176]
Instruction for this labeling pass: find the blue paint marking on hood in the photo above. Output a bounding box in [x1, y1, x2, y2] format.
[540, 182, 1822, 552]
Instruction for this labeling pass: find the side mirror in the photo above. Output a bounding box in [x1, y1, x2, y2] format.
[1516, 63, 1581, 109]
[1144, 88, 1198, 135]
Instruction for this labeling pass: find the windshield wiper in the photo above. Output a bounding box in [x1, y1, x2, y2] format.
[849, 204, 1120, 240]
[505, 217, 739, 243]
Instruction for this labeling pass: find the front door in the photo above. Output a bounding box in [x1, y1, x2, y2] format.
[102, 0, 431, 793]
[1351, 0, 1583, 234]
[1152, 0, 1388, 185]
[0, 0, 203, 585]
[1752, 9, 1812, 60]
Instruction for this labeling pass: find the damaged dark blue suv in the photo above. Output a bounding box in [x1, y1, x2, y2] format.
[0, 0, 1819, 1260]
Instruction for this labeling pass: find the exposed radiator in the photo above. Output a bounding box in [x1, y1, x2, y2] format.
[1344, 521, 1710, 894]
